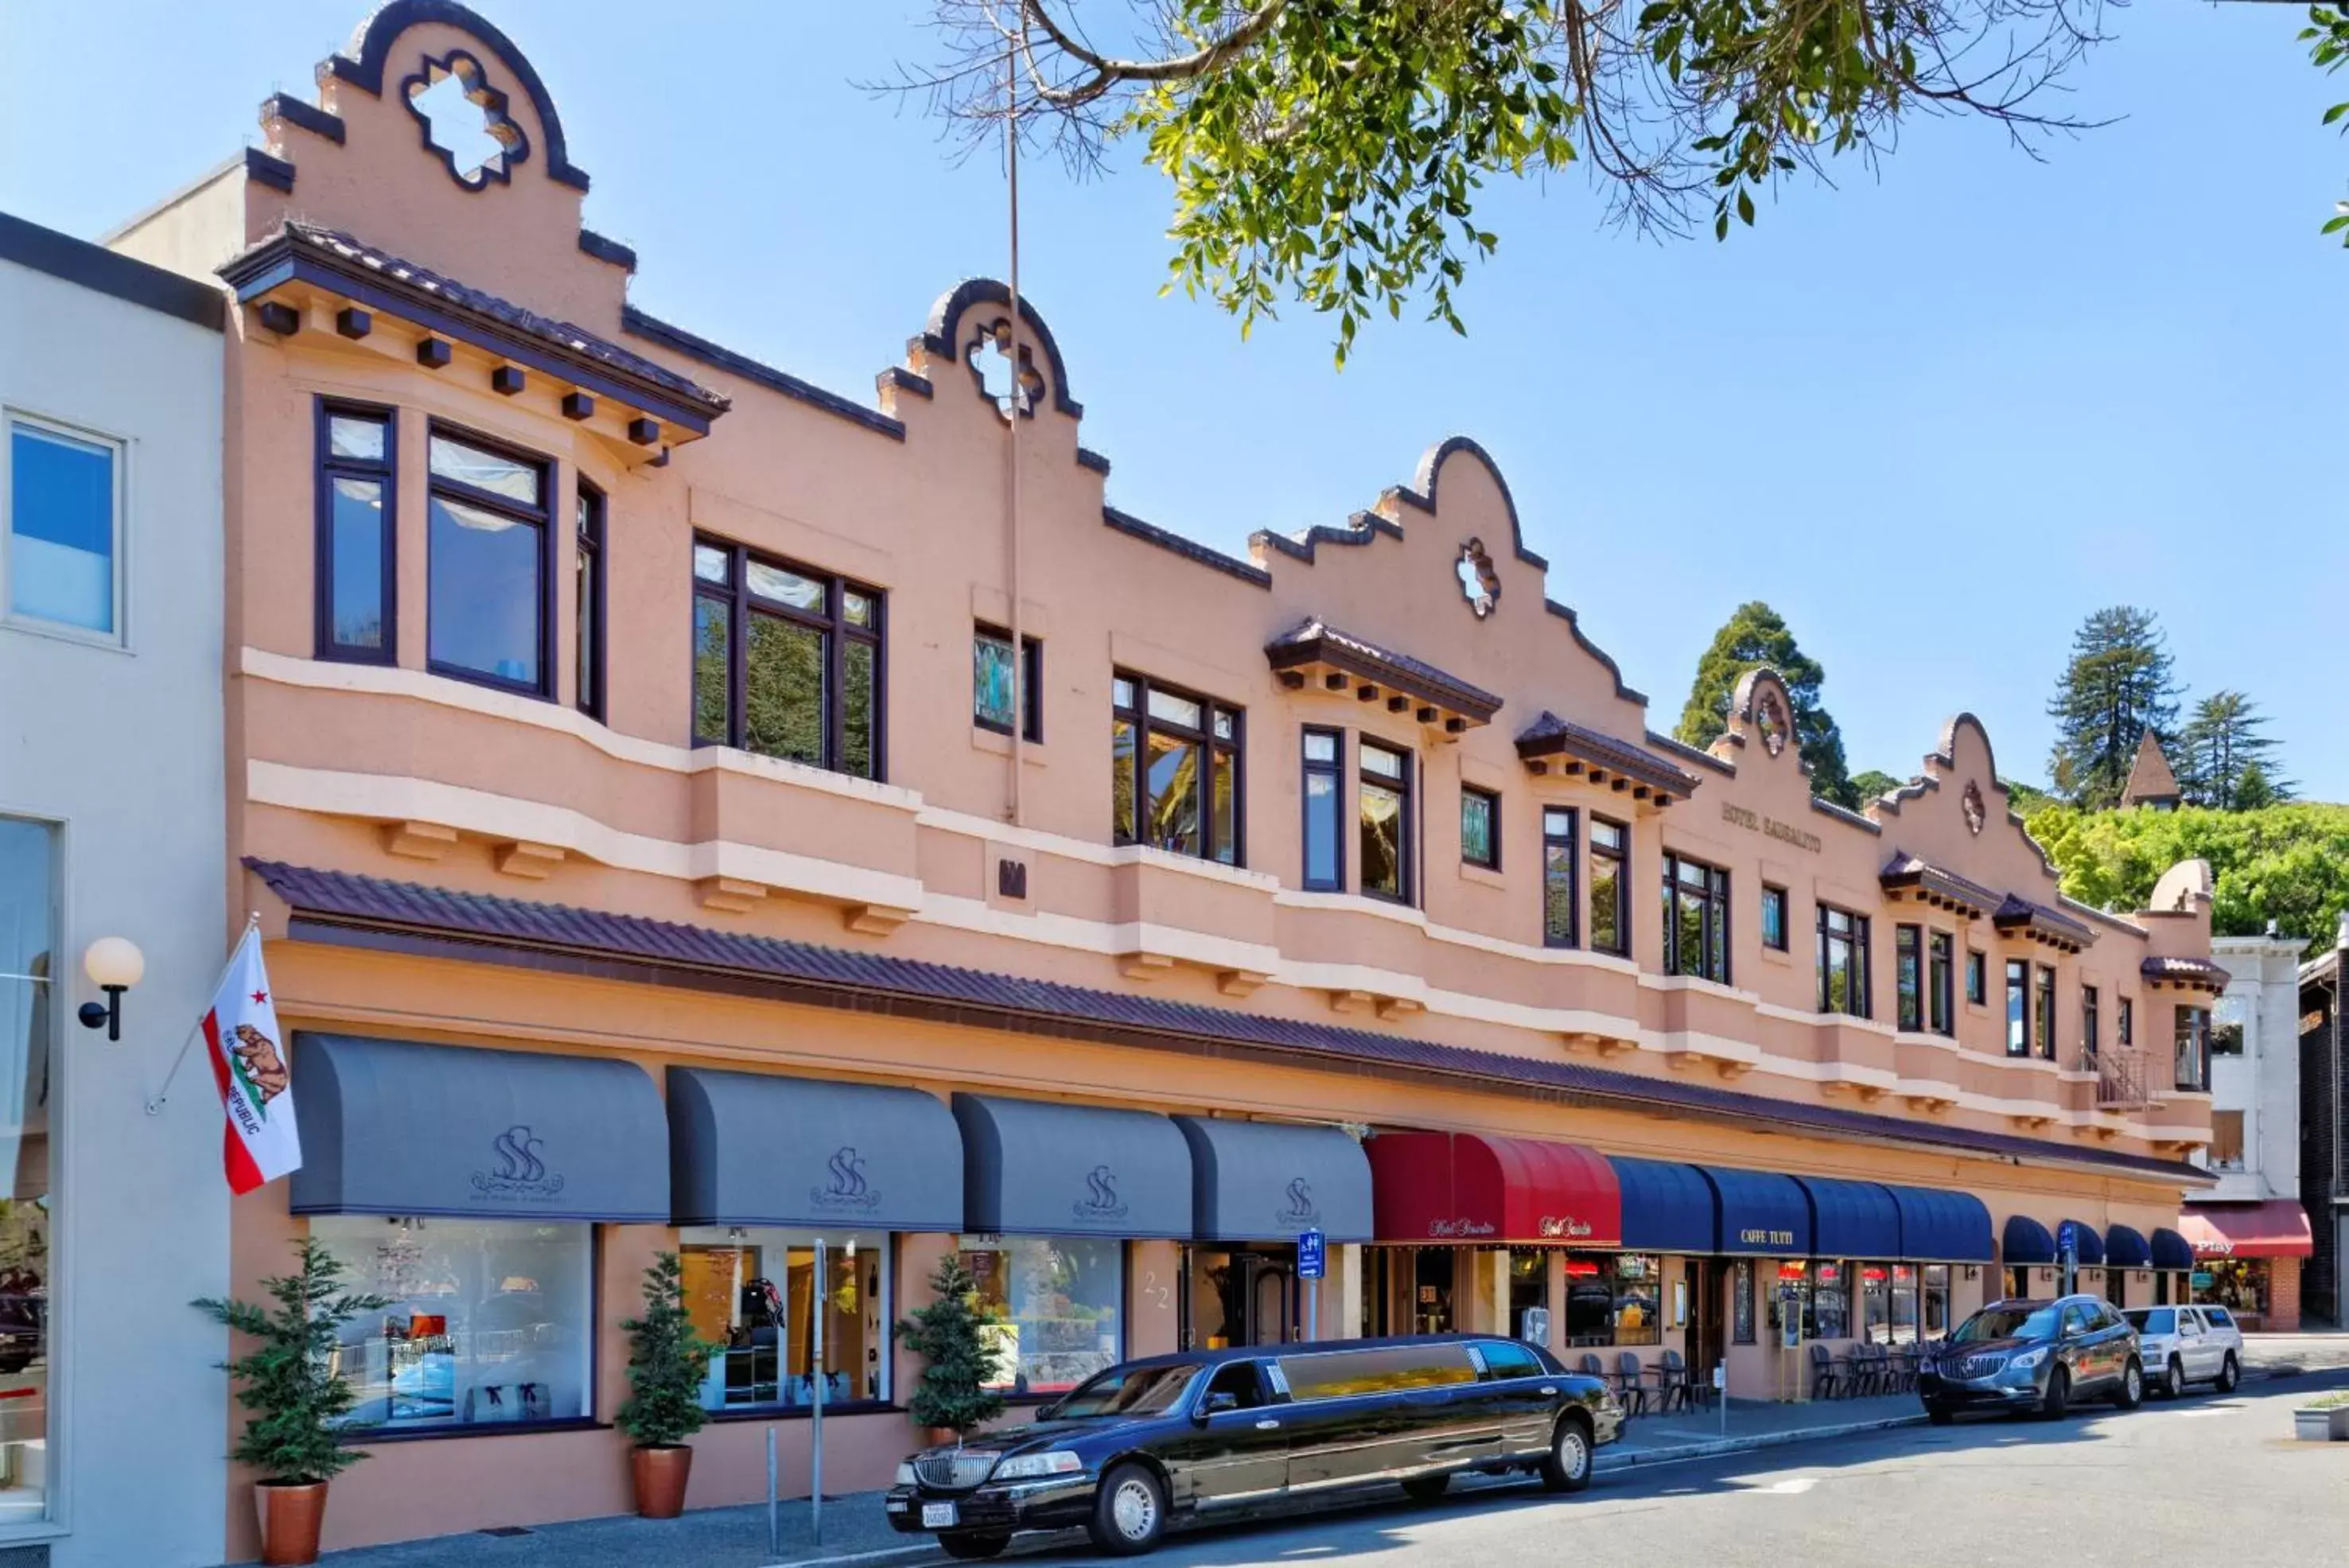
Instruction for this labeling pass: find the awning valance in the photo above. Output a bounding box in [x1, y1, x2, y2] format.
[2180, 1201, 2314, 1259]
[1173, 1116, 1373, 1243]
[1367, 1132, 1621, 1246]
[954, 1094, 1192, 1239]
[290, 1033, 667, 1222]
[2062, 1219, 2106, 1266]
[2104, 1224, 2153, 1270]
[1707, 1167, 1812, 1256]
[1609, 1158, 1717, 1254]
[1886, 1185, 1995, 1262]
[1799, 1177, 1902, 1259]
[2002, 1214, 2056, 1264]
[2150, 1226, 2195, 1270]
[667, 1068, 962, 1231]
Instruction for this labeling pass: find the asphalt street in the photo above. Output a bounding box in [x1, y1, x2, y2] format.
[998, 1368, 2349, 1568]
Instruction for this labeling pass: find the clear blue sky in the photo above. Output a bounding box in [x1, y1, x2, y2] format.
[6, 2, 2343, 797]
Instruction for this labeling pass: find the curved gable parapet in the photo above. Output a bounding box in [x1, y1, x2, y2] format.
[1250, 512, 1404, 565]
[1386, 436, 1548, 570]
[1719, 666, 1810, 780]
[1541, 599, 1647, 707]
[917, 278, 1083, 418]
[1895, 710, 2059, 877]
[325, 0, 590, 192]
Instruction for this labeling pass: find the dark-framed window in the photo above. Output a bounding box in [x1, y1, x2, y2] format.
[1732, 1259, 1756, 1345]
[691, 538, 883, 780]
[974, 624, 1042, 741]
[1927, 931, 1954, 1037]
[1542, 807, 1578, 948]
[427, 423, 554, 697]
[1896, 924, 1922, 1032]
[2119, 995, 2134, 1048]
[1589, 816, 1630, 957]
[1662, 853, 1730, 984]
[2082, 984, 2101, 1066]
[2005, 959, 2031, 1057]
[574, 480, 605, 720]
[1817, 905, 1869, 1017]
[1460, 785, 1500, 871]
[1112, 672, 1240, 864]
[2035, 964, 2058, 1063]
[2175, 1006, 2211, 1091]
[1966, 948, 1987, 1006]
[1760, 885, 1789, 952]
[1301, 728, 1344, 891]
[315, 399, 396, 663]
[1359, 740, 1413, 903]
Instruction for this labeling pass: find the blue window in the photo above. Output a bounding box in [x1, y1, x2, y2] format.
[7, 417, 120, 636]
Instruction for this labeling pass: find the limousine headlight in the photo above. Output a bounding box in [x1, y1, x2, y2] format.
[992, 1450, 1086, 1480]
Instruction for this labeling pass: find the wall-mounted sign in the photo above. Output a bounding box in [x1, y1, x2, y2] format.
[1538, 1216, 1594, 1239]
[1720, 802, 1822, 854]
[1740, 1227, 1797, 1249]
[1427, 1217, 1498, 1239]
[1519, 1305, 1550, 1345]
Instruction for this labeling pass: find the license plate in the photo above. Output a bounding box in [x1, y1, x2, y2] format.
[922, 1503, 959, 1529]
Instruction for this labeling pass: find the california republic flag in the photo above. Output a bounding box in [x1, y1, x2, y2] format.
[200, 927, 301, 1193]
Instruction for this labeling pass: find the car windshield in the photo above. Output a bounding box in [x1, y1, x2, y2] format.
[1950, 1305, 2059, 1343]
[1048, 1364, 1200, 1420]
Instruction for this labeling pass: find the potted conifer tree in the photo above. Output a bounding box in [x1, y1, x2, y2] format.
[617, 1251, 720, 1518]
[193, 1238, 389, 1566]
[895, 1254, 1008, 1445]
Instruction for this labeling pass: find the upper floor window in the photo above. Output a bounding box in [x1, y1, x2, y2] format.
[428, 426, 550, 696]
[1896, 925, 1922, 1032]
[315, 402, 394, 661]
[1927, 931, 1954, 1037]
[1589, 817, 1630, 956]
[6, 411, 123, 639]
[2175, 1006, 2211, 1091]
[1359, 741, 1413, 902]
[1301, 728, 1343, 890]
[974, 625, 1041, 742]
[1818, 905, 1869, 1017]
[1760, 885, 1789, 952]
[2118, 995, 2134, 1048]
[1113, 673, 1239, 864]
[1966, 948, 1987, 1007]
[1661, 854, 1729, 984]
[1460, 786, 1499, 872]
[574, 481, 605, 719]
[2005, 959, 2030, 1057]
[692, 539, 882, 780]
[2209, 1109, 2246, 1171]
[2211, 997, 2247, 1056]
[1542, 807, 1577, 948]
[2082, 984, 2100, 1064]
[2034, 964, 2057, 1063]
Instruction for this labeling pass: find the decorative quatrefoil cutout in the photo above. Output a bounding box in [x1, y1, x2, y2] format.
[966, 317, 1045, 418]
[402, 50, 531, 189]
[1455, 538, 1500, 618]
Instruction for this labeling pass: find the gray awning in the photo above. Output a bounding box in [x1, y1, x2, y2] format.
[668, 1068, 962, 1230]
[953, 1093, 1192, 1239]
[1173, 1116, 1372, 1243]
[290, 1033, 667, 1222]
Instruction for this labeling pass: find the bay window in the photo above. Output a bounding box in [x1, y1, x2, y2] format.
[1928, 931, 1954, 1036]
[2176, 1006, 2211, 1091]
[1896, 924, 1922, 1031]
[692, 539, 883, 780]
[1589, 816, 1629, 956]
[1661, 853, 1729, 982]
[678, 1226, 891, 1410]
[1358, 740, 1412, 902]
[2036, 965, 2058, 1063]
[428, 426, 550, 695]
[958, 1235, 1124, 1395]
[574, 481, 604, 718]
[2006, 959, 2031, 1057]
[1817, 905, 1870, 1017]
[1542, 807, 1577, 947]
[315, 400, 395, 661]
[2083, 984, 2101, 1066]
[1301, 728, 1342, 889]
[1111, 673, 1240, 864]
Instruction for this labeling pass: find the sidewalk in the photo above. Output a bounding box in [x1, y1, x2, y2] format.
[310, 1395, 1925, 1568]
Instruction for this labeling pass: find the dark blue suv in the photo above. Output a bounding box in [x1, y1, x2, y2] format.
[1918, 1295, 2143, 1422]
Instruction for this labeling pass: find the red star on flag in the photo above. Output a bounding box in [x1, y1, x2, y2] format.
[251, 990, 268, 1004]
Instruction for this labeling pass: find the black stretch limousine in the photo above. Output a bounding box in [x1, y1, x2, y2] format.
[885, 1333, 1621, 1558]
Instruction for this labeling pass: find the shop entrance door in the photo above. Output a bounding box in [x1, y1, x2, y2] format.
[1186, 1247, 1300, 1348]
[1414, 1249, 1456, 1334]
[1688, 1260, 1725, 1383]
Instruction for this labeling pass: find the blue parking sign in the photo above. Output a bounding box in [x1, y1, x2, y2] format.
[1298, 1229, 1326, 1279]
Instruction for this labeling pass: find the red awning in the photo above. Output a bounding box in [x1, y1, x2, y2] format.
[1367, 1131, 1622, 1246]
[2180, 1201, 2313, 1259]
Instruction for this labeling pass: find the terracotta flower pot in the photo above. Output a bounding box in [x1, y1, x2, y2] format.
[255, 1480, 329, 1566]
[632, 1444, 694, 1519]
[925, 1426, 962, 1448]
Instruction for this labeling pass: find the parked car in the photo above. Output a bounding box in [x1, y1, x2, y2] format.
[885, 1333, 1620, 1558]
[1916, 1295, 2143, 1423]
[2122, 1305, 2244, 1397]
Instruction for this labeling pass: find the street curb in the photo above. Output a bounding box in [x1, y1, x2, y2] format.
[1595, 1412, 1927, 1472]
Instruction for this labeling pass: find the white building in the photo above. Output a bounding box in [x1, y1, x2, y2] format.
[2188, 928, 2312, 1329]
[0, 211, 228, 1566]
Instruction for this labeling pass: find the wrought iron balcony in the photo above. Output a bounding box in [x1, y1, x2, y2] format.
[2078, 1047, 2151, 1109]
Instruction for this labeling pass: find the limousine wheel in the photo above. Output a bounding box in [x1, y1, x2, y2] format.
[938, 1531, 1011, 1561]
[1401, 1473, 1452, 1503]
[1088, 1462, 1168, 1555]
[1540, 1415, 1594, 1493]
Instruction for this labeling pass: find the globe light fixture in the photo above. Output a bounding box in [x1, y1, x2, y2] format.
[77, 936, 146, 1041]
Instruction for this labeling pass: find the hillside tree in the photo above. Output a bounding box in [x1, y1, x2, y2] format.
[2044, 605, 2181, 811]
[2028, 800, 2349, 955]
[1675, 601, 1857, 808]
[2176, 690, 2292, 810]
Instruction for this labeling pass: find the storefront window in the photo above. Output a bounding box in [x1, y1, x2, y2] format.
[959, 1236, 1123, 1395]
[1509, 1251, 1547, 1340]
[1411, 1249, 1455, 1335]
[1563, 1254, 1662, 1347]
[679, 1227, 890, 1410]
[2192, 1258, 2270, 1321]
[1862, 1264, 1920, 1344]
[0, 820, 52, 1521]
[1782, 1260, 1852, 1340]
[1923, 1265, 1951, 1339]
[316, 1216, 592, 1431]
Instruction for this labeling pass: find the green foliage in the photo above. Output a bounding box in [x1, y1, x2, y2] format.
[2044, 605, 2181, 810]
[1849, 769, 1903, 804]
[192, 1238, 391, 1485]
[2177, 691, 2293, 810]
[1674, 600, 1857, 807]
[2308, 6, 2349, 242]
[616, 1251, 721, 1449]
[2001, 777, 2056, 818]
[2025, 800, 2349, 955]
[896, 1254, 1008, 1437]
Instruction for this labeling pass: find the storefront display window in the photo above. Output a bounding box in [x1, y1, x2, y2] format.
[1923, 1265, 1951, 1338]
[679, 1227, 890, 1410]
[1781, 1260, 1852, 1340]
[1563, 1254, 1662, 1347]
[0, 820, 52, 1521]
[1508, 1251, 1547, 1340]
[959, 1236, 1122, 1395]
[1861, 1264, 1920, 1344]
[2192, 1258, 2270, 1320]
[315, 1216, 592, 1431]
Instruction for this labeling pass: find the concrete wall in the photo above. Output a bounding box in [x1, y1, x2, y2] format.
[0, 243, 227, 1566]
[2207, 936, 2304, 1201]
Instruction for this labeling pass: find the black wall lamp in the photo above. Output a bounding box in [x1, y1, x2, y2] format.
[77, 936, 144, 1041]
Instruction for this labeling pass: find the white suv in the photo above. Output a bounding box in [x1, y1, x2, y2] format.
[2121, 1305, 2244, 1398]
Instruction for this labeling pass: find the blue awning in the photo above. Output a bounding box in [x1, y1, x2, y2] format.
[1886, 1186, 1995, 1262]
[1705, 1167, 1812, 1255]
[2104, 1225, 2152, 1269]
[1609, 1158, 1717, 1253]
[2150, 1227, 2195, 1270]
[2003, 1214, 2056, 1264]
[1799, 1177, 1902, 1259]
[2059, 1219, 2106, 1266]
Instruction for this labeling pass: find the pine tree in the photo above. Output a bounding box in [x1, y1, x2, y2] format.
[616, 1251, 719, 1449]
[2176, 691, 2292, 809]
[2233, 759, 2281, 811]
[191, 1238, 391, 1484]
[895, 1254, 1008, 1438]
[2044, 605, 2182, 810]
[1674, 601, 1857, 808]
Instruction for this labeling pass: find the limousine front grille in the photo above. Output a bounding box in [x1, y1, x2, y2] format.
[914, 1452, 999, 1490]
